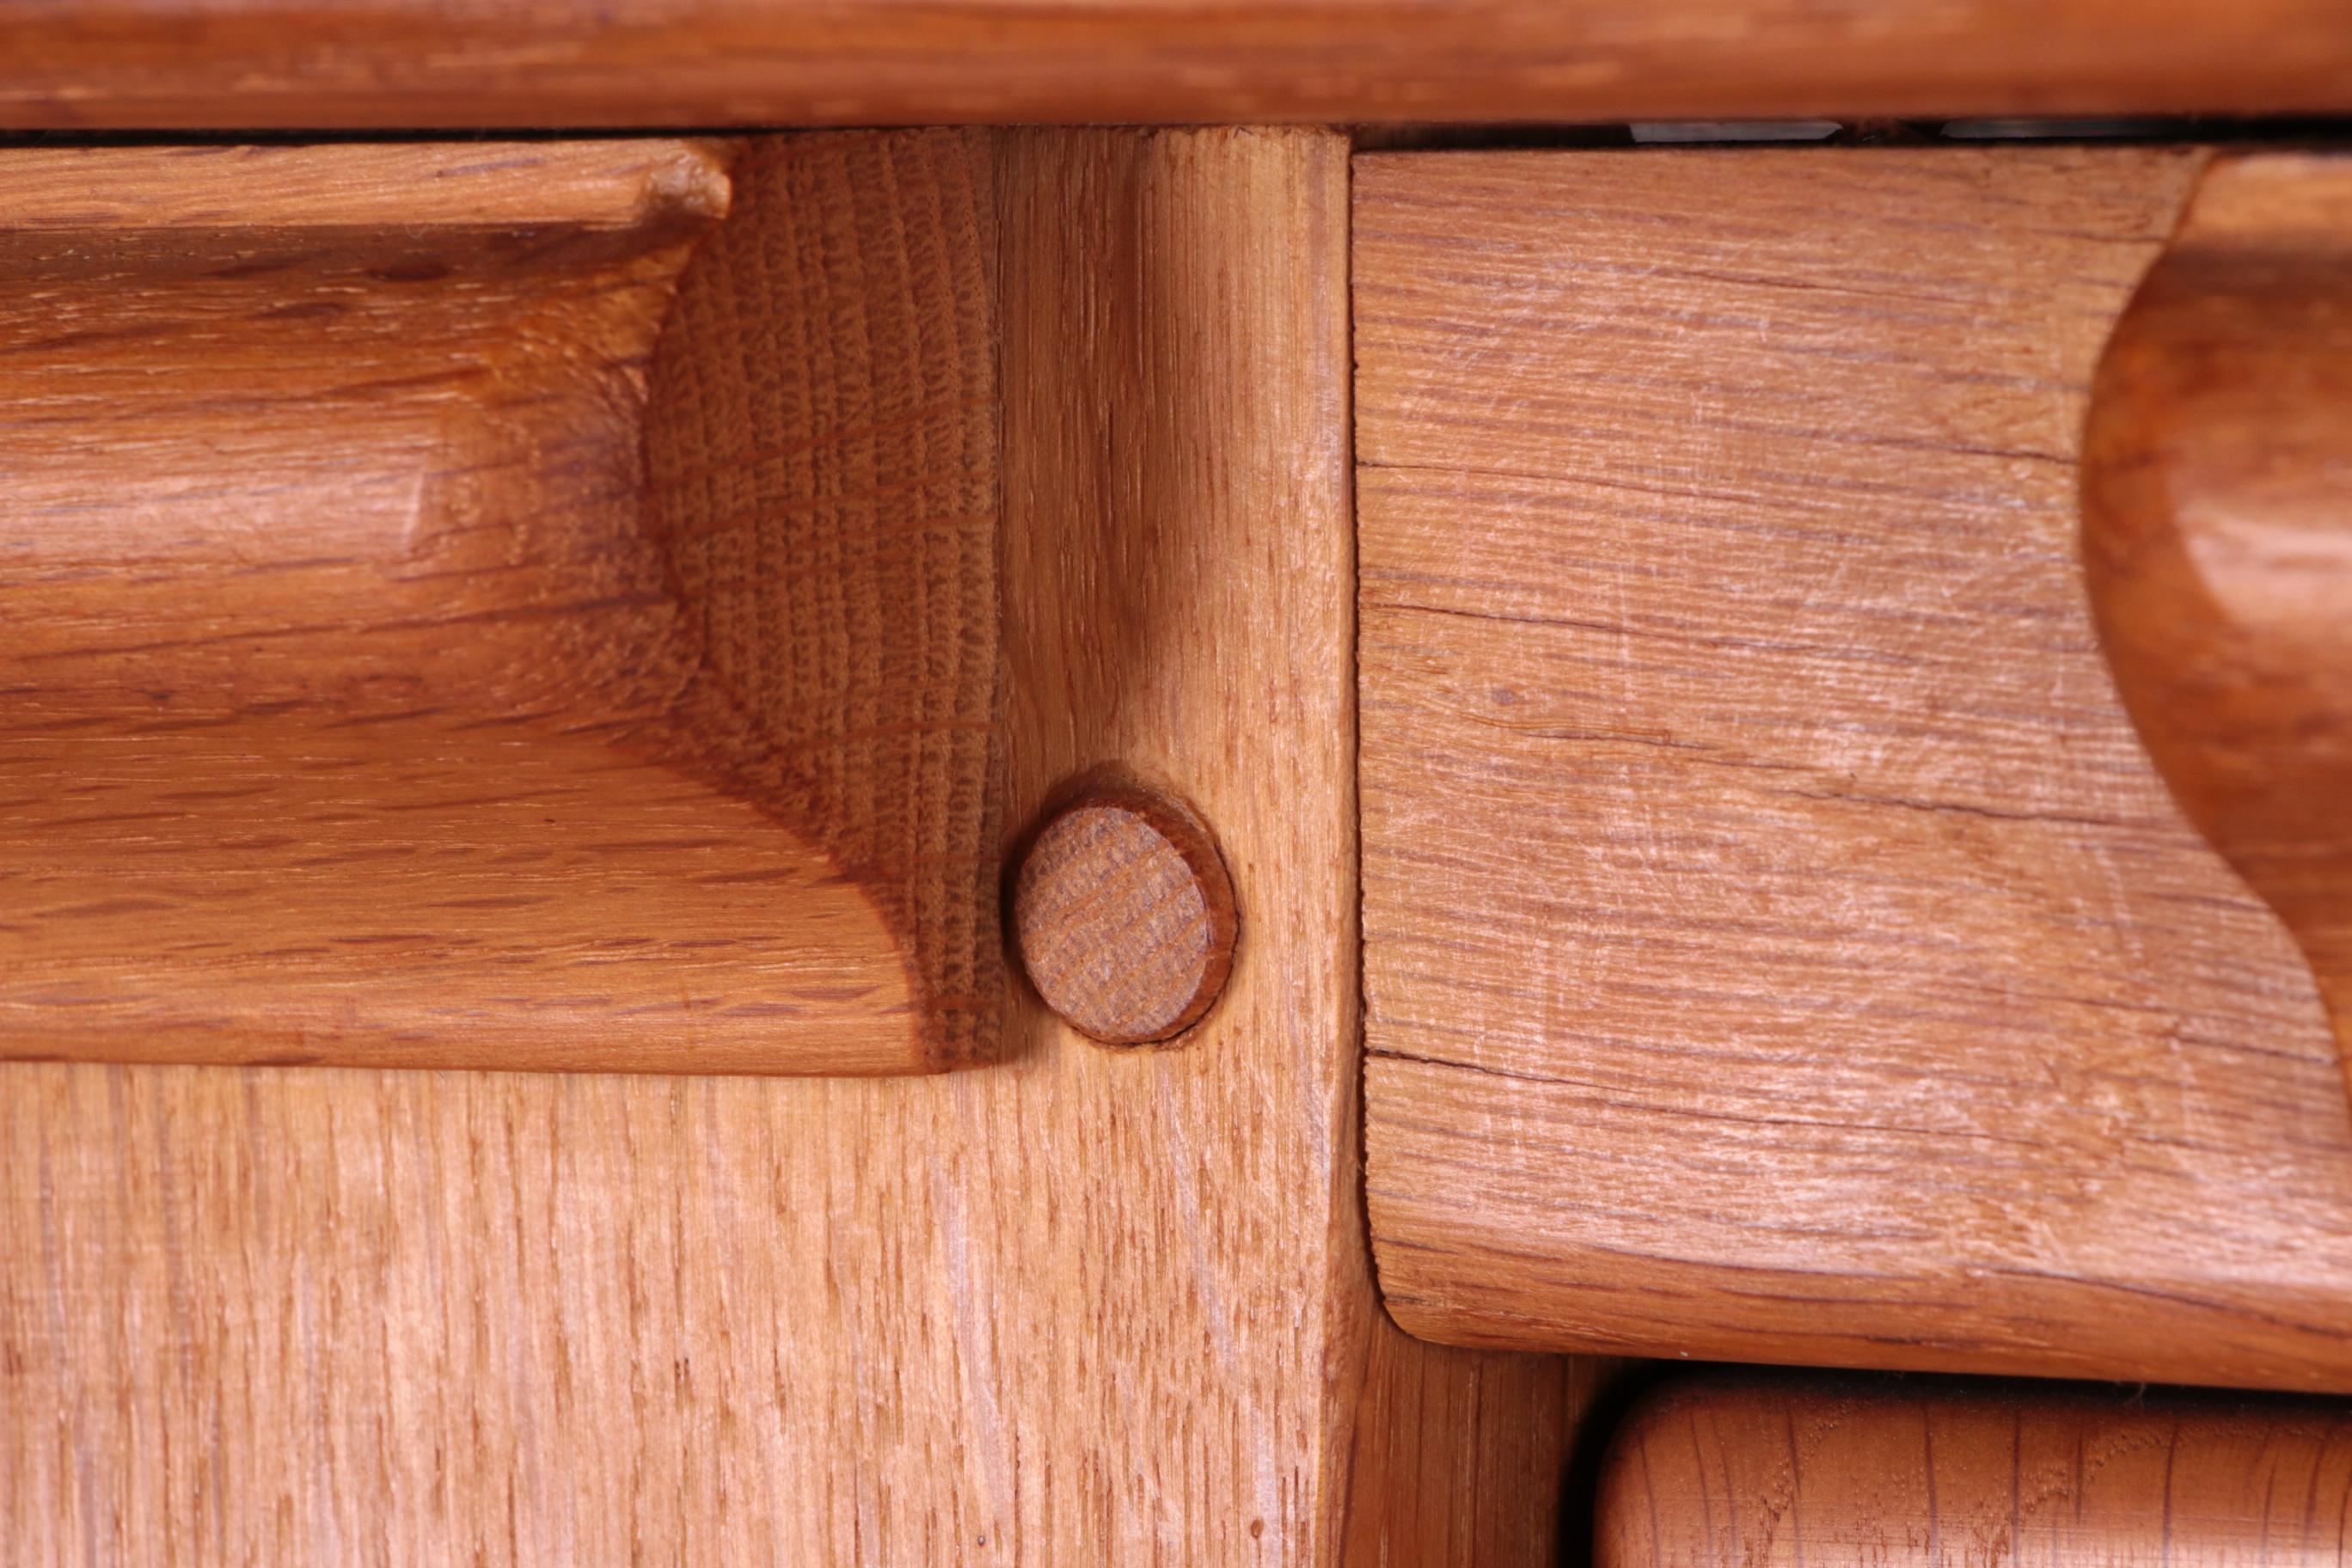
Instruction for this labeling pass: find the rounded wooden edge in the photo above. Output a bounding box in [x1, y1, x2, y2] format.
[2079, 152, 2352, 1087]
[1593, 1371, 2352, 1568]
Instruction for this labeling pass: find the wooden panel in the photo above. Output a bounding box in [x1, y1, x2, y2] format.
[2085, 152, 2352, 1091]
[0, 138, 1001, 1076]
[1599, 1374, 2352, 1568]
[0, 129, 1602, 1565]
[3, 1, 2352, 130]
[1357, 146, 2352, 1389]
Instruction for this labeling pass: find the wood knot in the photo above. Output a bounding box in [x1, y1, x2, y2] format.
[1012, 779, 1237, 1045]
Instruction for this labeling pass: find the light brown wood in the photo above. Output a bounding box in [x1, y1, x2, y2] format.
[2084, 153, 2352, 1099]
[1012, 776, 1237, 1045]
[0, 138, 1005, 1075]
[1599, 1374, 2352, 1568]
[0, 128, 1602, 1565]
[5, 1, 2352, 130]
[644, 132, 1008, 1072]
[1358, 145, 2352, 1390]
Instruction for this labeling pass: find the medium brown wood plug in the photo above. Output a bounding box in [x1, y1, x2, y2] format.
[1012, 780, 1237, 1044]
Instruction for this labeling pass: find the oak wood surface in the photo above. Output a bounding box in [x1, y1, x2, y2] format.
[1011, 778, 1238, 1045]
[0, 138, 1005, 1075]
[2084, 153, 2352, 1101]
[644, 132, 1008, 1071]
[1357, 146, 2352, 1389]
[3, 1, 2352, 130]
[1599, 1374, 2352, 1568]
[0, 128, 1602, 1565]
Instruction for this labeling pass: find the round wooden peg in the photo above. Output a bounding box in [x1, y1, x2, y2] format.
[1012, 779, 1238, 1045]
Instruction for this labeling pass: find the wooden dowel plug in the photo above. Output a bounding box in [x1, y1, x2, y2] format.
[1012, 777, 1237, 1045]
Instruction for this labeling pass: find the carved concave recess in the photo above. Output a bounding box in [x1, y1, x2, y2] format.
[2083, 152, 2352, 1094]
[0, 139, 1002, 1075]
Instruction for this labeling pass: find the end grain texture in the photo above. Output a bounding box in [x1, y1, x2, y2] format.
[1011, 780, 1238, 1045]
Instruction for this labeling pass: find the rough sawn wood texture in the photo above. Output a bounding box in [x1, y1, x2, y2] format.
[1357, 145, 2352, 1390]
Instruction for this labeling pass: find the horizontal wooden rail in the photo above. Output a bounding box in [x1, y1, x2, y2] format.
[1, 1, 2350, 129]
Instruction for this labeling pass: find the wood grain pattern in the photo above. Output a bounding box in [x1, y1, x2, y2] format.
[1598, 1374, 2352, 1568]
[644, 131, 1007, 1071]
[0, 137, 1005, 1075]
[5, 1, 2352, 128]
[2085, 153, 2352, 1101]
[1358, 146, 2352, 1389]
[1012, 777, 1237, 1045]
[0, 129, 1600, 1565]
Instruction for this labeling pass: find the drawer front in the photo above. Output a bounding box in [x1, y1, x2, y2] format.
[1357, 146, 2352, 1388]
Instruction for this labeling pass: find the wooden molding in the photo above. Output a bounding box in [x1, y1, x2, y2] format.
[1599, 1374, 2352, 1568]
[2084, 152, 2352, 1096]
[3, 2, 2352, 128]
[1358, 145, 2352, 1391]
[0, 138, 1004, 1075]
